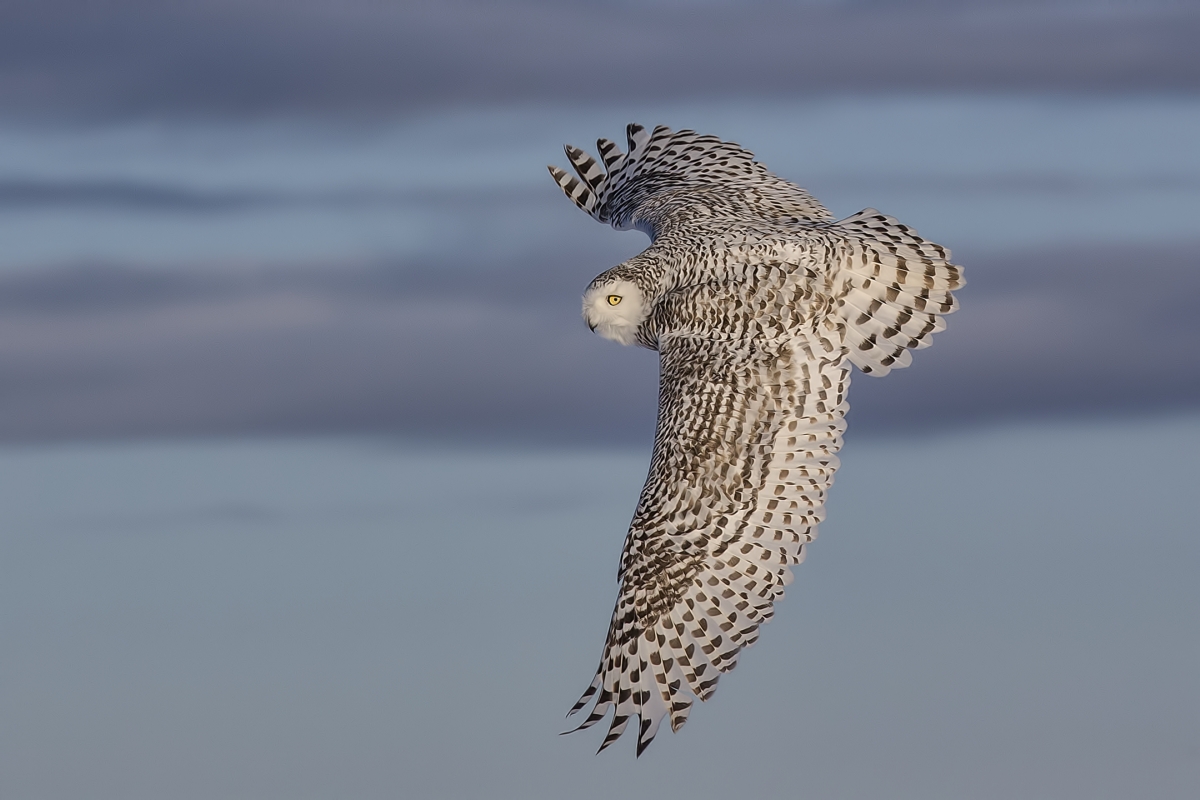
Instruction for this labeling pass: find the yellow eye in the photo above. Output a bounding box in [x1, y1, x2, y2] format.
[606, 295, 622, 306]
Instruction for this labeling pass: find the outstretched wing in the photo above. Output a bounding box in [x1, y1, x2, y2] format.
[566, 271, 852, 756]
[548, 124, 834, 237]
[552, 126, 964, 755]
[565, 222, 963, 755]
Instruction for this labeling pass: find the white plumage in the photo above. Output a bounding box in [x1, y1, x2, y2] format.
[549, 124, 964, 755]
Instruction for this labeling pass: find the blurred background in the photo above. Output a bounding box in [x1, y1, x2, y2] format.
[1, 1, 1198, 798]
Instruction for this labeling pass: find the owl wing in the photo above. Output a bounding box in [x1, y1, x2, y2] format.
[548, 123, 833, 236]
[566, 220, 963, 755]
[566, 274, 852, 756]
[553, 127, 963, 755]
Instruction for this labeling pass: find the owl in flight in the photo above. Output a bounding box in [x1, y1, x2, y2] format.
[549, 124, 963, 755]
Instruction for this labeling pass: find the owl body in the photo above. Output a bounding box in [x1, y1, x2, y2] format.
[587, 221, 846, 349]
[551, 125, 962, 755]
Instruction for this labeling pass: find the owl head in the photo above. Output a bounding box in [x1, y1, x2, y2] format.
[582, 278, 646, 345]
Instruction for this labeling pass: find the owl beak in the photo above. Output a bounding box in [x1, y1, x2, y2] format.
[587, 320, 597, 332]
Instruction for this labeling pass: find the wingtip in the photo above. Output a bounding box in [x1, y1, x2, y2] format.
[634, 716, 656, 757]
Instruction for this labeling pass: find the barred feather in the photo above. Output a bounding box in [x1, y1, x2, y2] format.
[549, 123, 833, 235]
[549, 125, 962, 755]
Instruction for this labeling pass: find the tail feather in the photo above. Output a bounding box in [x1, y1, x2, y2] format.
[831, 210, 964, 377]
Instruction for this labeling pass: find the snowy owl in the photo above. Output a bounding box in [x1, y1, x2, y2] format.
[549, 124, 963, 755]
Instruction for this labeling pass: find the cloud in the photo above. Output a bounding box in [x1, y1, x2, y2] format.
[0, 257, 658, 444]
[1, 1, 1196, 122]
[1, 240, 1196, 445]
[0, 178, 550, 213]
[6, 172, 1197, 215]
[849, 240, 1200, 433]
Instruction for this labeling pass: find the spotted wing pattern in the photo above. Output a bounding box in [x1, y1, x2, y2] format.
[549, 125, 963, 755]
[567, 266, 851, 755]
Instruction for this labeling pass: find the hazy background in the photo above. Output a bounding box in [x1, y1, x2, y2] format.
[1, 1, 1198, 798]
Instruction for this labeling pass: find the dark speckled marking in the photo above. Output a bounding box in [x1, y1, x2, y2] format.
[550, 124, 962, 756]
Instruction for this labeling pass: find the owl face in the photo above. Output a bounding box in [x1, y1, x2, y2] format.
[582, 279, 646, 345]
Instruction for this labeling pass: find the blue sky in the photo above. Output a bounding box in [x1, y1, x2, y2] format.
[3, 94, 1199, 443]
[3, 416, 1197, 797]
[0, 0, 1198, 443]
[2, 1, 1198, 795]
[4, 95, 1199, 264]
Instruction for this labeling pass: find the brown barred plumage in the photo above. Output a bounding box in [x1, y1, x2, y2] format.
[550, 124, 964, 755]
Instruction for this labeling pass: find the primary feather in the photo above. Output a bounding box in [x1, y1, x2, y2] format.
[551, 124, 964, 756]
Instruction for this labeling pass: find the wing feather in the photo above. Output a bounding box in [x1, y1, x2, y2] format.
[552, 129, 964, 755]
[566, 272, 851, 754]
[548, 124, 834, 237]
